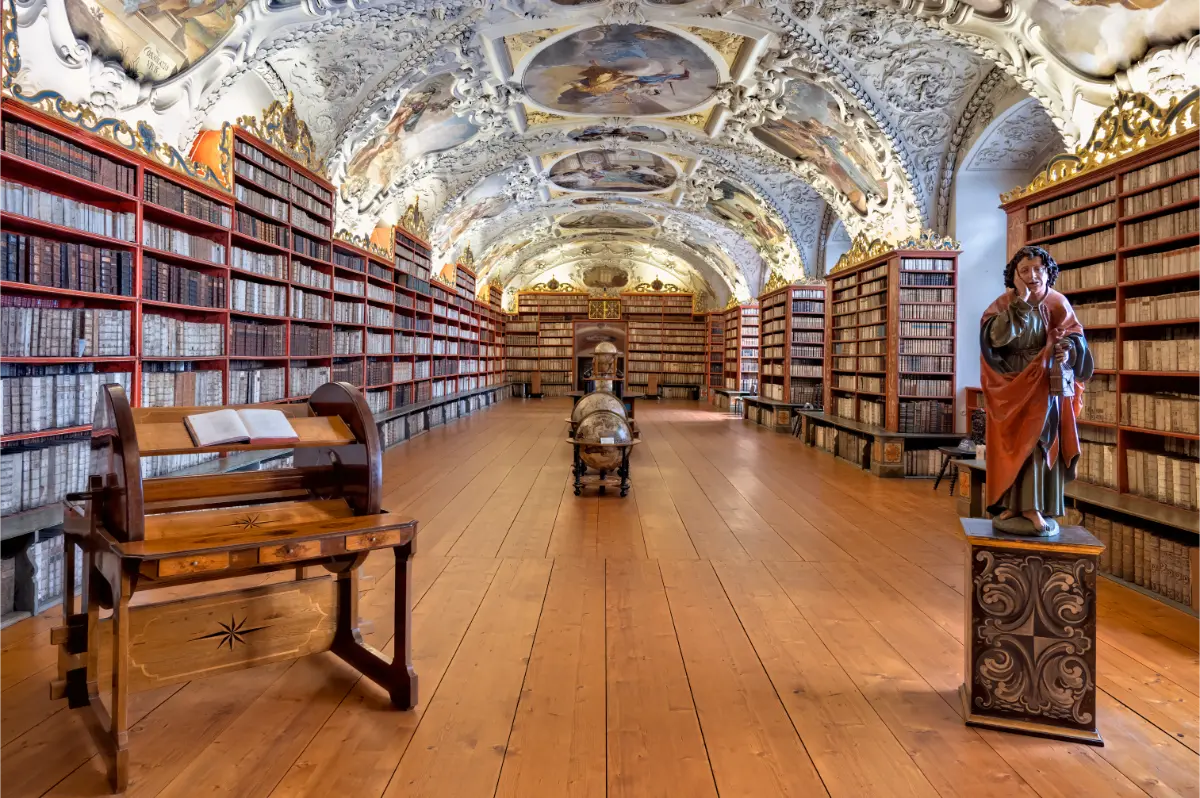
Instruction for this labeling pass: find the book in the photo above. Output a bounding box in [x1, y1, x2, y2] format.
[183, 408, 299, 447]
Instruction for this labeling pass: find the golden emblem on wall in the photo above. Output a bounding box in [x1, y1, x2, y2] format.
[762, 270, 789, 293]
[236, 93, 321, 175]
[399, 196, 429, 240]
[1001, 89, 1198, 203]
[589, 299, 622, 319]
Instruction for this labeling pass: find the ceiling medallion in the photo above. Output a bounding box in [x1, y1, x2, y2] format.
[1002, 90, 1198, 204]
[548, 149, 676, 192]
[831, 229, 961, 273]
[236, 92, 321, 175]
[522, 25, 721, 117]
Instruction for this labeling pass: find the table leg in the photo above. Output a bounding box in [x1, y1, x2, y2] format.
[933, 453, 951, 491]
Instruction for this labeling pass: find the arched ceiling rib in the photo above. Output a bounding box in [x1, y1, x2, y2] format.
[11, 0, 1197, 300]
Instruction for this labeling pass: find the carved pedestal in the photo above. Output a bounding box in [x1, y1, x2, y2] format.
[959, 519, 1104, 746]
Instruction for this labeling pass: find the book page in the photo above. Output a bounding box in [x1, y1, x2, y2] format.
[184, 409, 249, 447]
[236, 408, 299, 442]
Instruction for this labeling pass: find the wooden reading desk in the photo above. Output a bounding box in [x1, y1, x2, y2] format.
[52, 382, 419, 792]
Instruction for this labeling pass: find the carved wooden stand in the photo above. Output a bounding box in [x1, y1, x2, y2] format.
[959, 519, 1104, 745]
[570, 440, 636, 497]
[52, 382, 420, 792]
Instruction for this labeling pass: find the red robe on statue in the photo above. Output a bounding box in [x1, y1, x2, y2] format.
[980, 289, 1087, 508]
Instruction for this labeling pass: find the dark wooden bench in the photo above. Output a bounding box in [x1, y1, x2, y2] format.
[796, 410, 960, 478]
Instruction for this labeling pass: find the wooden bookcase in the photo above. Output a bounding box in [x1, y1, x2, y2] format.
[794, 246, 960, 477]
[1001, 124, 1199, 610]
[723, 303, 759, 393]
[0, 99, 509, 624]
[621, 292, 704, 398]
[705, 310, 724, 402]
[758, 284, 825, 406]
[513, 291, 588, 397]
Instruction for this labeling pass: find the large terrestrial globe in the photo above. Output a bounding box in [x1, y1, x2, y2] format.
[571, 391, 626, 425]
[575, 410, 633, 471]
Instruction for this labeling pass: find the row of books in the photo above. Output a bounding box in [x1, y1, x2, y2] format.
[1124, 290, 1198, 323]
[1045, 228, 1114, 262]
[367, 306, 395, 327]
[900, 258, 954, 272]
[899, 399, 953, 433]
[899, 377, 951, 397]
[294, 233, 332, 263]
[145, 173, 231, 227]
[229, 367, 285, 403]
[2, 304, 131, 358]
[1123, 149, 1198, 193]
[0, 435, 90, 515]
[141, 366, 222, 407]
[143, 220, 225, 265]
[1028, 201, 1115, 240]
[899, 272, 953, 287]
[1121, 392, 1199, 435]
[1124, 207, 1198, 246]
[231, 279, 286, 316]
[142, 314, 224, 357]
[2, 181, 136, 241]
[899, 355, 953, 373]
[1123, 176, 1198, 216]
[236, 210, 289, 247]
[290, 365, 331, 397]
[903, 449, 942, 477]
[235, 182, 288, 222]
[1127, 446, 1197, 511]
[0, 368, 131, 435]
[899, 288, 953, 304]
[234, 158, 290, 199]
[1028, 179, 1114, 222]
[1057, 260, 1115, 292]
[367, 332, 392, 354]
[335, 276, 365, 296]
[1125, 247, 1198, 282]
[3, 119, 136, 193]
[1122, 335, 1199, 372]
[1074, 300, 1116, 326]
[292, 261, 331, 291]
[232, 247, 287, 279]
[144, 257, 226, 308]
[333, 330, 364, 355]
[231, 319, 286, 357]
[1080, 375, 1116, 423]
[900, 321, 952, 337]
[291, 289, 332, 322]
[900, 338, 952, 355]
[899, 304, 955, 321]
[2, 232, 135, 296]
[1078, 511, 1197, 608]
[332, 359, 364, 384]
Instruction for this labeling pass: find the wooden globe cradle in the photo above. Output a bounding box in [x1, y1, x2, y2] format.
[50, 382, 419, 792]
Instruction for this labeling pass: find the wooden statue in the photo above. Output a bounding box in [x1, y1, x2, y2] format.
[980, 245, 1094, 535]
[52, 382, 418, 792]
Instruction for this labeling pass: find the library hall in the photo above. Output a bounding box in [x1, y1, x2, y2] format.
[1, 1, 1199, 796]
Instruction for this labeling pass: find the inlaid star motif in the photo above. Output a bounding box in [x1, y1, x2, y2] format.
[224, 513, 265, 531]
[190, 615, 269, 651]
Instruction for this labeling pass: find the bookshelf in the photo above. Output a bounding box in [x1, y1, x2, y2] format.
[621, 293, 705, 399]
[723, 303, 759, 393]
[794, 243, 961, 477]
[1002, 118, 1199, 609]
[0, 100, 509, 624]
[513, 291, 588, 397]
[705, 310, 724, 402]
[758, 283, 825, 406]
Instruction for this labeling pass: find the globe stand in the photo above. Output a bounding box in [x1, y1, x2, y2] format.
[571, 441, 636, 498]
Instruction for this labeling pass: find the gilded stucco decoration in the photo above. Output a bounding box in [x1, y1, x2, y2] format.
[237, 93, 322, 175]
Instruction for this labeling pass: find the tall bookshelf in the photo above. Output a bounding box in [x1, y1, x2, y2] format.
[822, 247, 958, 475]
[758, 284, 825, 406]
[1002, 115, 1199, 610]
[705, 310, 725, 402]
[723, 303, 759, 393]
[0, 100, 508, 623]
[621, 293, 704, 398]
[515, 291, 588, 397]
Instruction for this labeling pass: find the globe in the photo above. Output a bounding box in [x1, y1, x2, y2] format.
[571, 391, 627, 426]
[575, 410, 633, 472]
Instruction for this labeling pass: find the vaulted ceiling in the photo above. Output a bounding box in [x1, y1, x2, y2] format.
[9, 0, 1197, 306]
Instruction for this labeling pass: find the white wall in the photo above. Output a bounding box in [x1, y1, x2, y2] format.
[950, 96, 1062, 432]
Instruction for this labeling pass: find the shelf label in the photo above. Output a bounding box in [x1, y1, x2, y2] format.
[600, 437, 615, 445]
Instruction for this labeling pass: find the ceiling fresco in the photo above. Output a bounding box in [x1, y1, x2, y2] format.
[521, 25, 722, 116]
[12, 0, 1196, 303]
[547, 149, 677, 193]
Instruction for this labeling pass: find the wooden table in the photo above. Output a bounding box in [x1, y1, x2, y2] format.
[742, 396, 808, 433]
[933, 445, 976, 494]
[712, 388, 752, 417]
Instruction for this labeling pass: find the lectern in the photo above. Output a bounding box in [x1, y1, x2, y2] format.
[52, 382, 419, 791]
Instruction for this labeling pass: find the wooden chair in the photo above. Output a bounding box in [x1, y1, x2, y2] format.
[644, 373, 660, 399]
[52, 382, 418, 792]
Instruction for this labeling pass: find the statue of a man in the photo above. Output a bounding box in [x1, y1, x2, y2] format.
[980, 245, 1094, 536]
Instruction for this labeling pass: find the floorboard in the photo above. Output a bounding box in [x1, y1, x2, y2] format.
[4, 398, 1196, 798]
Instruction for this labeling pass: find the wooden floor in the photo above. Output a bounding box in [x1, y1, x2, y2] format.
[4, 399, 1198, 798]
